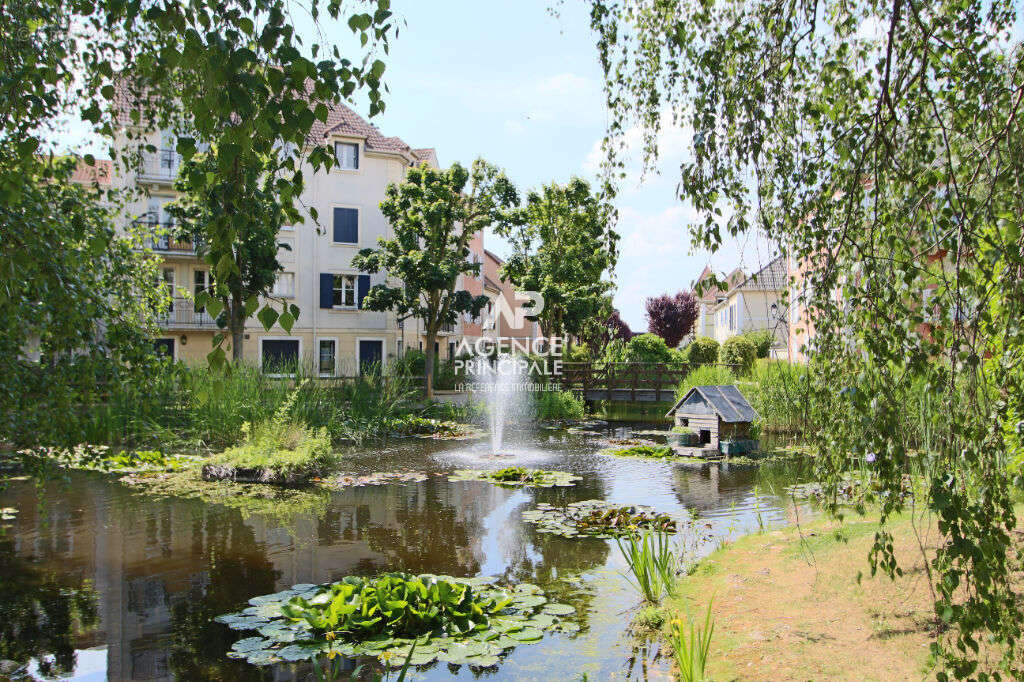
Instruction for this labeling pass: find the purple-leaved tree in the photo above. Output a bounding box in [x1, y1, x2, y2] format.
[644, 291, 699, 348]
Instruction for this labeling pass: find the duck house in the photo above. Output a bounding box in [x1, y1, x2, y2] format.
[666, 385, 759, 454]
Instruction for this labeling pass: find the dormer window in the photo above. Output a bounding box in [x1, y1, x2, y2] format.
[335, 142, 359, 170]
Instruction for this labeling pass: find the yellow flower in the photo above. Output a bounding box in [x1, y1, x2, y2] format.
[327, 650, 337, 660]
[325, 631, 336, 641]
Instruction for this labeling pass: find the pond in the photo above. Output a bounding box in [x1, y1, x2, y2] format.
[0, 424, 810, 681]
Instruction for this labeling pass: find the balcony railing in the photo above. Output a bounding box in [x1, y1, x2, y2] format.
[139, 220, 200, 254]
[157, 297, 217, 328]
[140, 149, 181, 182]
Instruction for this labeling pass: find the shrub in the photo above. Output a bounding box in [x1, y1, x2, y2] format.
[720, 336, 756, 374]
[602, 338, 628, 365]
[685, 337, 719, 366]
[625, 334, 675, 363]
[741, 330, 774, 358]
[563, 342, 592, 364]
[535, 389, 586, 421]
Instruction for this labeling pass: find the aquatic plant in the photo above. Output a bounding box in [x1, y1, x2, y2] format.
[602, 444, 678, 460]
[217, 574, 577, 668]
[522, 500, 679, 538]
[616, 531, 678, 603]
[447, 467, 581, 488]
[19, 444, 199, 473]
[535, 389, 586, 421]
[669, 602, 715, 682]
[326, 472, 429, 489]
[204, 381, 333, 484]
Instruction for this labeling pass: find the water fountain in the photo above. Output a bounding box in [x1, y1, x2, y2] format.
[471, 354, 534, 456]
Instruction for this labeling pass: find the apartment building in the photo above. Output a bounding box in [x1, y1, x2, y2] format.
[692, 265, 746, 341]
[708, 255, 789, 355]
[482, 249, 541, 343]
[111, 97, 449, 375]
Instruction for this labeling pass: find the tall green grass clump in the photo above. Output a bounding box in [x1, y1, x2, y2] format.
[616, 531, 677, 603]
[676, 364, 736, 401]
[669, 601, 715, 682]
[535, 389, 586, 420]
[207, 381, 333, 483]
[330, 366, 420, 444]
[742, 359, 810, 434]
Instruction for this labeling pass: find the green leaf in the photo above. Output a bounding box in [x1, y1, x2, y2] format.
[257, 306, 279, 330]
[278, 311, 295, 333]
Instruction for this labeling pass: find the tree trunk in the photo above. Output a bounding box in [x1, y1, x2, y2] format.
[230, 291, 244, 362]
[424, 329, 437, 400]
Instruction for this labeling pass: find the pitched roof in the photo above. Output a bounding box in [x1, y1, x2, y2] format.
[694, 266, 747, 303]
[71, 159, 112, 186]
[484, 249, 504, 265]
[666, 385, 759, 422]
[735, 255, 787, 292]
[483, 276, 503, 292]
[114, 81, 424, 159]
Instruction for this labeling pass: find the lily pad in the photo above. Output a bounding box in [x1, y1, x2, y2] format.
[448, 467, 581, 488]
[218, 572, 577, 671]
[523, 500, 681, 538]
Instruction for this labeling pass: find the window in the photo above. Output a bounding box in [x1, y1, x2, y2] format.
[161, 268, 175, 310]
[272, 272, 295, 298]
[262, 339, 299, 374]
[448, 341, 456, 359]
[333, 274, 357, 308]
[332, 207, 359, 243]
[318, 339, 337, 376]
[193, 269, 210, 298]
[397, 339, 404, 357]
[728, 304, 736, 331]
[335, 142, 359, 170]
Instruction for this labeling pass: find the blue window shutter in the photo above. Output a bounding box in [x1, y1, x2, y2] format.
[332, 207, 358, 243]
[319, 273, 334, 308]
[357, 274, 370, 308]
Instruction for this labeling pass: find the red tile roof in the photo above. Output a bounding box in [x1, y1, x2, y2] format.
[115, 81, 423, 157]
[71, 159, 112, 186]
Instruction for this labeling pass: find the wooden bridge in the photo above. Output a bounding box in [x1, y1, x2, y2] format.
[557, 362, 737, 403]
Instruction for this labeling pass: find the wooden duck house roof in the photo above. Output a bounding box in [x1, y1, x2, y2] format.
[666, 385, 758, 423]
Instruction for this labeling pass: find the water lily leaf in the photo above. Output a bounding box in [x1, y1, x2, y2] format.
[512, 595, 546, 608]
[506, 627, 544, 642]
[244, 649, 279, 666]
[468, 654, 500, 667]
[542, 603, 576, 616]
[231, 637, 267, 653]
[277, 643, 322, 661]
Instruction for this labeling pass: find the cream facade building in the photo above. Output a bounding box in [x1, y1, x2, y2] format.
[707, 256, 789, 355]
[111, 98, 455, 375]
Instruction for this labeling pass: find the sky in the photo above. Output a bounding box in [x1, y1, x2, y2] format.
[357, 1, 776, 330]
[52, 0, 778, 331]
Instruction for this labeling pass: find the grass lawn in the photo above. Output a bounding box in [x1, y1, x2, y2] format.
[666, 510, 961, 681]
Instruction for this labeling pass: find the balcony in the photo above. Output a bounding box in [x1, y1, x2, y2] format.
[157, 297, 217, 329]
[140, 220, 201, 256]
[139, 149, 181, 184]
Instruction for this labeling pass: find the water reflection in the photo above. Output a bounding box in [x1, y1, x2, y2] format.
[0, 426, 808, 681]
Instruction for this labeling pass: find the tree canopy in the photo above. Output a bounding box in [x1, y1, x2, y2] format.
[645, 291, 698, 348]
[496, 177, 617, 340]
[352, 160, 517, 397]
[589, 0, 1024, 676]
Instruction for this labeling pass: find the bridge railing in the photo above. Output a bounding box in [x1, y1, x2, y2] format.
[558, 361, 739, 401]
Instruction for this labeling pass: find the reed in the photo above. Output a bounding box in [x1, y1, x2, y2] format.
[669, 601, 715, 682]
[616, 530, 677, 603]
